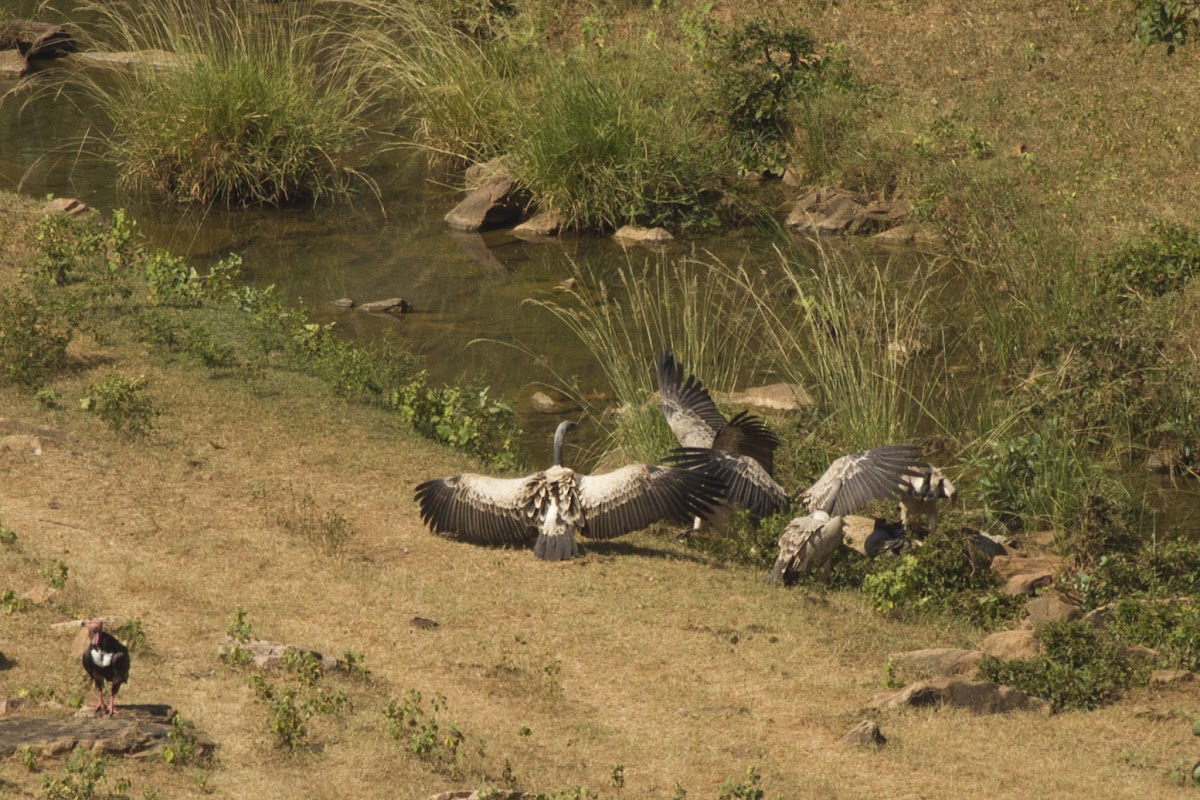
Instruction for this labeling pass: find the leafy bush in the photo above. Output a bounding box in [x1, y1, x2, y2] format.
[80, 373, 161, 436]
[1108, 599, 1200, 671]
[144, 251, 241, 307]
[708, 18, 825, 175]
[977, 621, 1145, 711]
[1099, 221, 1200, 298]
[0, 294, 71, 388]
[861, 530, 1021, 626]
[1133, 0, 1200, 50]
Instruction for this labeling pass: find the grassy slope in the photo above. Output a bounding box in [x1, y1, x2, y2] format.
[0, 202, 1197, 798]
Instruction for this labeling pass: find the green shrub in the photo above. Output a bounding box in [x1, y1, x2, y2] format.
[40, 750, 131, 800]
[0, 294, 72, 388]
[144, 251, 241, 307]
[80, 373, 161, 436]
[383, 689, 470, 778]
[1099, 221, 1200, 297]
[1108, 599, 1200, 671]
[977, 621, 1145, 711]
[1133, 0, 1200, 50]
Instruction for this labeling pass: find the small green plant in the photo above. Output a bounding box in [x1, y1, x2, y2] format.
[337, 650, 369, 680]
[1132, 0, 1200, 50]
[610, 764, 626, 794]
[40, 750, 131, 800]
[80, 374, 161, 436]
[221, 605, 255, 665]
[162, 716, 204, 767]
[276, 490, 355, 560]
[19, 745, 38, 772]
[0, 521, 17, 546]
[39, 560, 69, 590]
[1099, 221, 1200, 298]
[383, 690, 469, 778]
[112, 619, 151, 655]
[35, 388, 61, 410]
[268, 687, 309, 752]
[281, 646, 323, 687]
[0, 293, 72, 389]
[2, 589, 24, 613]
[718, 766, 765, 800]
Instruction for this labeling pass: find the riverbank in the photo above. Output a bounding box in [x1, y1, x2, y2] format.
[3, 195, 1200, 798]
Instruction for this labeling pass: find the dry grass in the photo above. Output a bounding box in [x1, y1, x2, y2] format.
[1, 212, 1198, 799]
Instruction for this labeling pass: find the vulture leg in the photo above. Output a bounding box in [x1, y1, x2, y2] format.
[94, 685, 106, 713]
[108, 683, 120, 715]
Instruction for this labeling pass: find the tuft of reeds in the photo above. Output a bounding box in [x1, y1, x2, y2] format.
[57, 0, 379, 206]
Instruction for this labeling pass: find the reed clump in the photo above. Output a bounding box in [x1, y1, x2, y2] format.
[62, 0, 377, 206]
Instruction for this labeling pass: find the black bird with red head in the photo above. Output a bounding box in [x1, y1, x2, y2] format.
[81, 620, 130, 715]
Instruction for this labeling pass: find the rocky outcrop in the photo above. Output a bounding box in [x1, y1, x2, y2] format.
[0, 703, 214, 759]
[868, 678, 1051, 715]
[613, 225, 674, 245]
[889, 648, 983, 680]
[0, 49, 27, 78]
[991, 553, 1063, 597]
[787, 188, 911, 235]
[44, 197, 92, 217]
[980, 629, 1041, 661]
[842, 515, 906, 558]
[444, 175, 532, 232]
[1025, 591, 1083, 626]
[217, 638, 339, 671]
[838, 719, 886, 747]
[0, 20, 75, 59]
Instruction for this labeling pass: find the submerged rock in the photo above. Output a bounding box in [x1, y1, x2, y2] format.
[1, 20, 75, 59]
[356, 297, 411, 315]
[613, 225, 673, 245]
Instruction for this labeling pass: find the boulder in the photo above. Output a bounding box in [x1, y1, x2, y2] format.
[868, 678, 1050, 715]
[1084, 603, 1114, 629]
[723, 382, 815, 411]
[69, 50, 194, 71]
[842, 515, 906, 558]
[837, 719, 886, 747]
[44, 197, 92, 217]
[991, 553, 1064, 581]
[444, 175, 532, 232]
[787, 187, 911, 235]
[613, 225, 674, 245]
[888, 648, 983, 680]
[965, 531, 1010, 561]
[464, 158, 510, 189]
[329, 298, 355, 309]
[0, 20, 75, 59]
[1025, 592, 1083, 626]
[980, 629, 1041, 661]
[1004, 571, 1056, 597]
[0, 49, 27, 78]
[356, 297, 411, 315]
[1150, 669, 1192, 685]
[513, 210, 564, 239]
[528, 391, 576, 415]
[427, 792, 529, 800]
[0, 703, 214, 759]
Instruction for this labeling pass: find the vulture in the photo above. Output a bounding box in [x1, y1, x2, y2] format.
[655, 351, 790, 526]
[898, 463, 957, 537]
[769, 445, 926, 585]
[414, 420, 725, 561]
[81, 619, 130, 715]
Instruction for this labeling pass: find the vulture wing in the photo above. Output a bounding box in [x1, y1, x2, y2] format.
[703, 450, 791, 519]
[769, 513, 842, 584]
[414, 473, 539, 546]
[801, 445, 925, 518]
[655, 350, 728, 448]
[711, 410, 782, 475]
[577, 450, 724, 540]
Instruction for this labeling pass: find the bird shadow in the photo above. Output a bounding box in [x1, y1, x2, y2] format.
[582, 539, 717, 565]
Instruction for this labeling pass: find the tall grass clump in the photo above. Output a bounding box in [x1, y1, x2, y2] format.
[738, 248, 944, 453]
[62, 0, 378, 206]
[529, 254, 761, 463]
[509, 47, 722, 231]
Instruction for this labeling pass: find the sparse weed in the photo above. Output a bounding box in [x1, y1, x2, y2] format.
[276, 489, 355, 561]
[162, 715, 206, 768]
[80, 374, 161, 436]
[226, 605, 255, 644]
[0, 521, 17, 546]
[384, 689, 473, 778]
[718, 766, 765, 800]
[112, 619, 151, 655]
[268, 687, 309, 752]
[39, 560, 69, 590]
[281, 646, 324, 687]
[35, 388, 61, 410]
[0, 293, 72, 389]
[2, 589, 24, 613]
[39, 750, 131, 800]
[337, 650, 369, 680]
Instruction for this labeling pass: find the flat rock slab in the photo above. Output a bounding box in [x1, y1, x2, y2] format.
[428, 792, 530, 800]
[1025, 591, 1083, 625]
[722, 382, 815, 411]
[444, 175, 531, 232]
[991, 553, 1063, 581]
[613, 225, 674, 245]
[356, 297, 411, 315]
[0, 703, 214, 758]
[217, 638, 340, 671]
[889, 648, 983, 679]
[0, 49, 28, 78]
[981, 629, 1041, 661]
[869, 678, 1051, 715]
[69, 50, 194, 71]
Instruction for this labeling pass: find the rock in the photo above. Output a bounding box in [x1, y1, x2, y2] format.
[1125, 644, 1159, 662]
[0, 703, 214, 759]
[888, 648, 983, 680]
[723, 382, 815, 411]
[842, 515, 906, 558]
[427, 792, 529, 800]
[528, 391, 576, 415]
[965, 531, 1009, 560]
[980, 629, 1041, 661]
[513, 210, 564, 238]
[329, 298, 355, 309]
[991, 553, 1064, 581]
[1004, 571, 1056, 597]
[444, 175, 532, 232]
[0, 434, 44, 456]
[838, 719, 886, 747]
[216, 638, 339, 671]
[781, 167, 804, 187]
[787, 187, 911, 235]
[44, 197, 92, 217]
[0, 20, 75, 59]
[21, 585, 58, 605]
[1150, 669, 1192, 685]
[871, 223, 943, 247]
[1025, 592, 1083, 626]
[410, 617, 440, 630]
[1084, 603, 1114, 628]
[69, 49, 193, 71]
[0, 49, 28, 78]
[613, 225, 674, 245]
[868, 678, 1050, 715]
[1145, 445, 1188, 474]
[356, 297, 411, 315]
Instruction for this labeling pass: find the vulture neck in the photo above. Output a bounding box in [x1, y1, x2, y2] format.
[552, 421, 577, 467]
